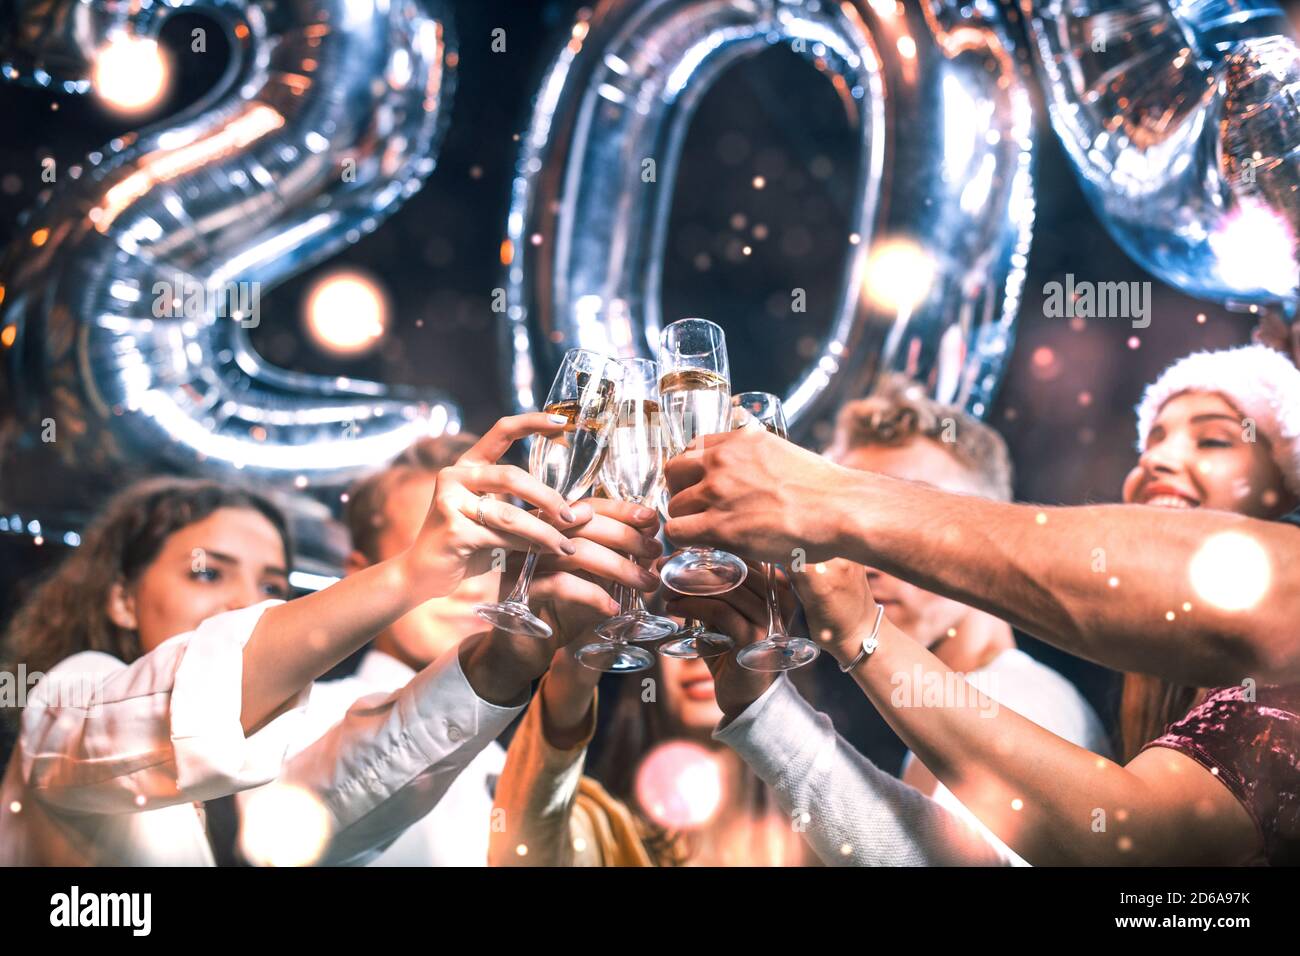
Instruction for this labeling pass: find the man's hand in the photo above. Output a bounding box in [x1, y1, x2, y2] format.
[1254, 311, 1300, 370]
[788, 557, 881, 667]
[664, 566, 795, 721]
[663, 429, 856, 565]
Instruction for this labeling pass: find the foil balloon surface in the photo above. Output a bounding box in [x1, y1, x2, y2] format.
[504, 0, 1036, 438]
[1024, 0, 1300, 307]
[0, 0, 460, 570]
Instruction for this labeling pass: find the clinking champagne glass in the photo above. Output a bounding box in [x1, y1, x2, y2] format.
[731, 392, 821, 672]
[656, 318, 744, 659]
[657, 318, 748, 597]
[653, 485, 733, 660]
[577, 359, 677, 673]
[475, 349, 622, 639]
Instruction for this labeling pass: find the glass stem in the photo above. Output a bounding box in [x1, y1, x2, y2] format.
[764, 562, 788, 641]
[507, 550, 542, 605]
[614, 575, 632, 616]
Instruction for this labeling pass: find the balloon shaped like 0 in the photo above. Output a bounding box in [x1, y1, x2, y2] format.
[1024, 0, 1300, 308]
[0, 0, 460, 560]
[504, 0, 1036, 437]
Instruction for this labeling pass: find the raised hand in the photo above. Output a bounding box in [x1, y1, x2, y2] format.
[401, 412, 594, 603]
[664, 566, 796, 720]
[662, 429, 855, 565]
[787, 557, 880, 667]
[1253, 310, 1300, 370]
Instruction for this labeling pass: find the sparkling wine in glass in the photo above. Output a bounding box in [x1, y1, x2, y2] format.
[577, 360, 676, 673]
[731, 392, 820, 672]
[657, 319, 748, 598]
[474, 349, 621, 639]
[655, 319, 745, 660]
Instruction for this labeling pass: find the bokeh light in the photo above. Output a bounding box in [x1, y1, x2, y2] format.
[1188, 531, 1271, 612]
[1210, 200, 1297, 299]
[239, 783, 333, 867]
[635, 740, 724, 831]
[92, 33, 170, 114]
[303, 270, 389, 356]
[862, 238, 936, 313]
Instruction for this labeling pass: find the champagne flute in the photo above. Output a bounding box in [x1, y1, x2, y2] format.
[475, 349, 622, 639]
[730, 392, 820, 671]
[657, 318, 748, 597]
[654, 487, 734, 660]
[577, 360, 676, 673]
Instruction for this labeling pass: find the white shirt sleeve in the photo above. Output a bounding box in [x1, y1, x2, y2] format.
[714, 676, 1014, 867]
[277, 646, 526, 867]
[19, 600, 309, 814]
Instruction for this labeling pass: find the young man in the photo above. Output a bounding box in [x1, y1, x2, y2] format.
[669, 379, 1110, 864]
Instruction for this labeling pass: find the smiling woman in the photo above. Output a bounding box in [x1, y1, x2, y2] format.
[1118, 345, 1300, 761]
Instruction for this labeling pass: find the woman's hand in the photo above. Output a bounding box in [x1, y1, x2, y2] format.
[525, 497, 662, 640]
[537, 645, 605, 749]
[399, 413, 594, 603]
[788, 557, 880, 667]
[466, 497, 662, 708]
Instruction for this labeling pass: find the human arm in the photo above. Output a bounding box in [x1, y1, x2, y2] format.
[240, 412, 588, 732]
[667, 572, 1014, 866]
[290, 498, 658, 866]
[663, 428, 1300, 685]
[787, 557, 1262, 866]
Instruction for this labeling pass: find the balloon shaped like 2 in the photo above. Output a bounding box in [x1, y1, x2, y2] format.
[503, 0, 1036, 439]
[0, 0, 460, 562]
[1025, 0, 1300, 308]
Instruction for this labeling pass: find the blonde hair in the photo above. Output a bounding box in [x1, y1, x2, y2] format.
[343, 434, 478, 561]
[825, 374, 1014, 501]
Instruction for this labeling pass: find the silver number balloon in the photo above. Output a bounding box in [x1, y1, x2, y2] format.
[504, 0, 1036, 435]
[0, 0, 459, 552]
[1024, 0, 1300, 307]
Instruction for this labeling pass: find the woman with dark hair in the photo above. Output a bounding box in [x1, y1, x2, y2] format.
[0, 413, 602, 865]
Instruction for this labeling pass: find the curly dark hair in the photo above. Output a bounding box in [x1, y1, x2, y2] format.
[2, 477, 291, 685]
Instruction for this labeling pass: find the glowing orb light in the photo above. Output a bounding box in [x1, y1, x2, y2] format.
[1188, 532, 1271, 612]
[92, 33, 170, 114]
[238, 784, 333, 867]
[635, 740, 724, 831]
[862, 238, 936, 313]
[1209, 200, 1297, 299]
[303, 270, 389, 355]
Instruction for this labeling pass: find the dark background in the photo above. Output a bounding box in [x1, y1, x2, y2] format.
[3, 0, 1299, 770]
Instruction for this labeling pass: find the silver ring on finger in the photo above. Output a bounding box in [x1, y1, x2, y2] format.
[476, 495, 488, 527]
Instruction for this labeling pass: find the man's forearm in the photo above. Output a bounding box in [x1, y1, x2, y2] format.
[834, 471, 1299, 685]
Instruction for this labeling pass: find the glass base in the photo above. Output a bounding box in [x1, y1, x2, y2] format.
[594, 610, 678, 643]
[660, 547, 747, 596]
[737, 637, 820, 672]
[658, 626, 734, 659]
[474, 600, 552, 640]
[576, 640, 655, 673]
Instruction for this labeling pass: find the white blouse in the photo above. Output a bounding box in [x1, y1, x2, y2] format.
[270, 649, 506, 866]
[0, 600, 524, 866]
